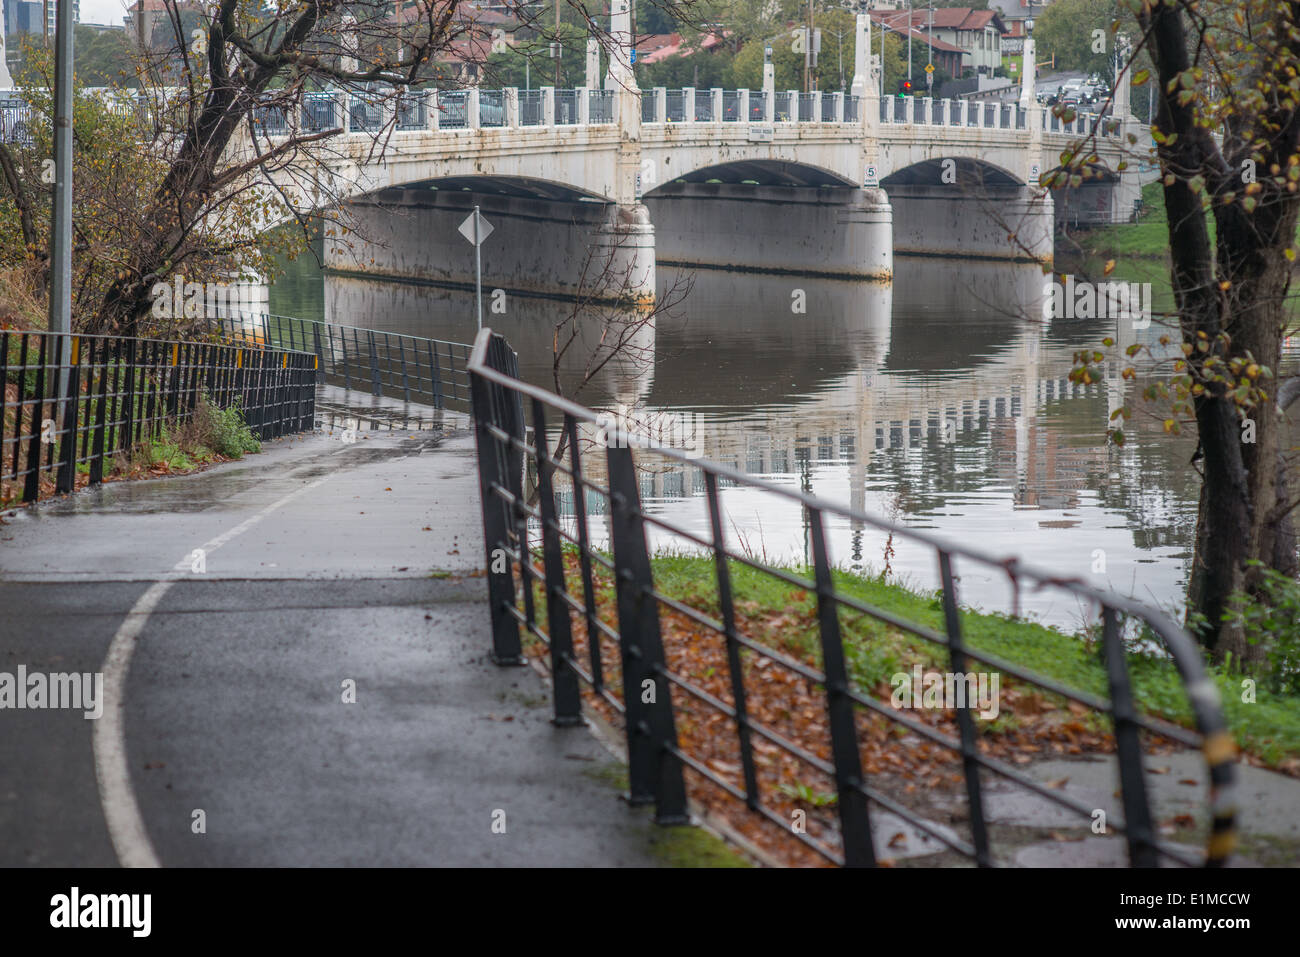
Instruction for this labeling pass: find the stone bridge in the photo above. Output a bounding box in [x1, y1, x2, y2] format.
[246, 10, 1142, 301]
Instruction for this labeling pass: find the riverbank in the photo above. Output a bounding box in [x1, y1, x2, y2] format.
[1063, 181, 1179, 261]
[642, 555, 1300, 771]
[524, 550, 1299, 864]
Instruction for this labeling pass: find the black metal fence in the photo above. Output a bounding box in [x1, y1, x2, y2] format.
[1, 330, 316, 506]
[468, 328, 1238, 868]
[213, 313, 472, 413]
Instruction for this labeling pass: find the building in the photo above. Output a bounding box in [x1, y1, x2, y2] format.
[634, 31, 730, 65]
[124, 0, 198, 49]
[990, 0, 1050, 54]
[872, 6, 1008, 77]
[4, 0, 45, 38]
[41, 0, 78, 36]
[871, 9, 965, 80]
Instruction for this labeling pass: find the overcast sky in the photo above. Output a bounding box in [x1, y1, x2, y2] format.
[80, 0, 131, 27]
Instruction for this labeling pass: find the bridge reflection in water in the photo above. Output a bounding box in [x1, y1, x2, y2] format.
[301, 256, 1207, 627]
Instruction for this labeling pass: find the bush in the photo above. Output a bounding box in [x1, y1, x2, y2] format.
[1225, 562, 1300, 695]
[193, 393, 261, 458]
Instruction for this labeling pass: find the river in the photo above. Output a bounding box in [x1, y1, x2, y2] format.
[268, 247, 1299, 630]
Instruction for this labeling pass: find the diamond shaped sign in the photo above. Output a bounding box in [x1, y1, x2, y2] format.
[458, 208, 494, 247]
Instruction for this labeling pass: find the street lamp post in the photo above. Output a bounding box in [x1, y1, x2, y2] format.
[48, 0, 74, 408]
[927, 1, 933, 89]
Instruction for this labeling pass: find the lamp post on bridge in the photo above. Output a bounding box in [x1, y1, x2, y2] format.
[850, 0, 870, 100]
[1019, 17, 1037, 108]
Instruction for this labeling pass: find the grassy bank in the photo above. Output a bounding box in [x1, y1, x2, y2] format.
[1064, 181, 1184, 261]
[645, 554, 1299, 772]
[522, 550, 1299, 864]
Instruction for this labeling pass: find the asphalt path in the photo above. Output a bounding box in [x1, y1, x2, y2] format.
[0, 427, 664, 867]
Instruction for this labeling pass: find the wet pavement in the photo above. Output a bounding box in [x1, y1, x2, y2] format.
[0, 419, 671, 867]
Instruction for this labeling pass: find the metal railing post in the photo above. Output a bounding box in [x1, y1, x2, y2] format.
[531, 398, 583, 726]
[367, 329, 381, 396]
[55, 335, 80, 494]
[938, 550, 992, 867]
[21, 334, 46, 502]
[705, 473, 760, 810]
[1101, 606, 1158, 866]
[564, 413, 603, 694]
[467, 331, 525, 665]
[807, 505, 874, 866]
[606, 443, 689, 824]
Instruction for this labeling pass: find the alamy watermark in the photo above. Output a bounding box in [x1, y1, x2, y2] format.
[50, 887, 150, 937]
[1043, 276, 1151, 328]
[594, 403, 706, 459]
[150, 275, 261, 320]
[0, 666, 103, 719]
[890, 665, 1001, 720]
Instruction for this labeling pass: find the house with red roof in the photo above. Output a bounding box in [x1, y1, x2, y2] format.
[872, 6, 1008, 77]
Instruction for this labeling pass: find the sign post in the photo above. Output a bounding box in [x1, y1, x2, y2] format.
[458, 207, 495, 331]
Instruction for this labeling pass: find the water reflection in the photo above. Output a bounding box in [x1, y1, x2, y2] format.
[271, 255, 1296, 628]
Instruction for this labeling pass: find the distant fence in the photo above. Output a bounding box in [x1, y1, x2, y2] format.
[214, 313, 472, 413]
[1, 330, 315, 505]
[467, 327, 1238, 868]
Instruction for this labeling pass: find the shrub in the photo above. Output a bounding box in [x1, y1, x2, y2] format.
[193, 393, 261, 458]
[1225, 562, 1300, 695]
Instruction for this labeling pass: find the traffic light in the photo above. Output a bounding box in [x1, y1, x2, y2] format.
[897, 79, 913, 97]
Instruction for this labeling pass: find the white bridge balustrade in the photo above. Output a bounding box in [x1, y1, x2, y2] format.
[216, 82, 1145, 301]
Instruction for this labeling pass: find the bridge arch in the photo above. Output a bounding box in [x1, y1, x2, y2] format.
[881, 156, 1054, 263]
[323, 171, 653, 302]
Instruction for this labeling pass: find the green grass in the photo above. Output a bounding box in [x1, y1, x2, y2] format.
[644, 554, 1300, 768]
[578, 762, 752, 867]
[1069, 181, 1186, 260]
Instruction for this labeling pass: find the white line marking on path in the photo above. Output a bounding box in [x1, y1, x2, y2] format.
[94, 471, 337, 868]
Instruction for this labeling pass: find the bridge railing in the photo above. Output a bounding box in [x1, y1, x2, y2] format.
[213, 313, 473, 414]
[479, 90, 506, 128]
[396, 91, 427, 130]
[519, 90, 544, 126]
[589, 89, 616, 124]
[774, 91, 794, 121]
[467, 326, 1239, 868]
[1, 330, 315, 506]
[555, 89, 580, 125]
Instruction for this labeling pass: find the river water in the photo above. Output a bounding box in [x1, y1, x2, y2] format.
[269, 250, 1299, 630]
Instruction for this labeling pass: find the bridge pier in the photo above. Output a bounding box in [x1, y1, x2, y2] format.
[885, 183, 1054, 264]
[590, 203, 657, 305]
[325, 189, 658, 303]
[644, 182, 892, 280]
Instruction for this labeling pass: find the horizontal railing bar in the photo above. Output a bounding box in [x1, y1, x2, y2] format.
[468, 356, 1198, 645]
[850, 779, 978, 859]
[664, 742, 844, 864]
